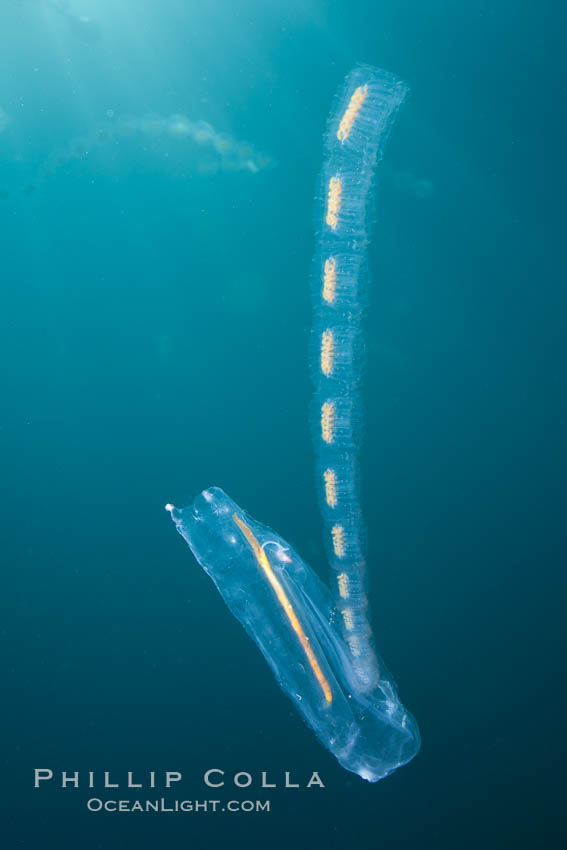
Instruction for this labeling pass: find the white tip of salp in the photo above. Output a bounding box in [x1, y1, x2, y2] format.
[165, 503, 175, 513]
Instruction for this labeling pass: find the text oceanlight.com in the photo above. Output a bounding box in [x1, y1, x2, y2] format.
[86, 798, 270, 813]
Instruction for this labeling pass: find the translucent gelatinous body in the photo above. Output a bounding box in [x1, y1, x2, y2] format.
[169, 488, 420, 782]
[168, 65, 420, 781]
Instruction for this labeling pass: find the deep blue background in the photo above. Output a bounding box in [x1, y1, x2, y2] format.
[1, 1, 563, 848]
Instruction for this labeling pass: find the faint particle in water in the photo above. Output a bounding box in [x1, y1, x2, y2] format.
[0, 188, 10, 201]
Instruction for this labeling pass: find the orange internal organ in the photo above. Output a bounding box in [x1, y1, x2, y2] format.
[323, 468, 337, 508]
[322, 257, 337, 304]
[342, 608, 354, 631]
[337, 84, 368, 142]
[321, 401, 335, 444]
[232, 513, 333, 704]
[320, 329, 334, 376]
[326, 176, 342, 230]
[337, 572, 349, 599]
[331, 524, 346, 558]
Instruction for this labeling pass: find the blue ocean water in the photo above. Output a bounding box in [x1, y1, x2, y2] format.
[1, 2, 562, 848]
